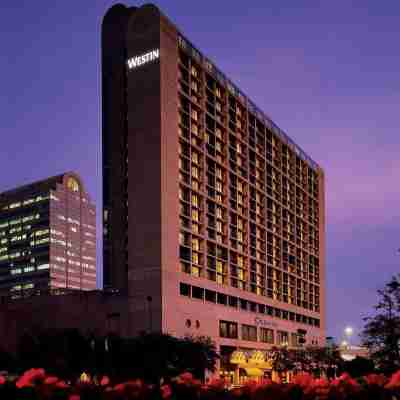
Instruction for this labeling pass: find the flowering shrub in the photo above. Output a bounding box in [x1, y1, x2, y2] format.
[1, 370, 400, 399]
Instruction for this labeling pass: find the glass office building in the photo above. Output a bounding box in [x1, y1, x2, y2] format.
[0, 173, 96, 296]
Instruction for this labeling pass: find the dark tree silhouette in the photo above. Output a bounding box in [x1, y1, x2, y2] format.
[361, 275, 400, 374]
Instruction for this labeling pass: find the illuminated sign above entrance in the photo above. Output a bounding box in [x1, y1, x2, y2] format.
[254, 317, 278, 328]
[127, 49, 160, 70]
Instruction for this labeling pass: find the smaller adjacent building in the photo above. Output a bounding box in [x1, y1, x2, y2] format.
[339, 344, 370, 361]
[0, 173, 96, 296]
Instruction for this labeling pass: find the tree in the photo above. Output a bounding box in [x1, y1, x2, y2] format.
[178, 335, 218, 380]
[361, 275, 400, 374]
[342, 356, 375, 378]
[17, 328, 92, 378]
[267, 346, 343, 378]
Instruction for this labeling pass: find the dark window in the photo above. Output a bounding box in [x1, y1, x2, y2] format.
[249, 302, 257, 312]
[242, 324, 257, 341]
[217, 293, 227, 305]
[219, 320, 238, 338]
[260, 328, 274, 344]
[258, 304, 265, 314]
[240, 298, 247, 310]
[205, 289, 216, 303]
[179, 246, 191, 261]
[180, 283, 190, 297]
[228, 296, 238, 307]
[192, 286, 204, 300]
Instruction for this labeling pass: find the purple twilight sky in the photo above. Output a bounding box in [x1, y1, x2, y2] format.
[1, 1, 399, 343]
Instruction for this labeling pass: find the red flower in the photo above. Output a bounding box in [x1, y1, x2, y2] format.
[69, 395, 80, 400]
[16, 368, 45, 388]
[114, 383, 126, 392]
[56, 380, 69, 389]
[206, 378, 226, 390]
[292, 372, 314, 389]
[364, 373, 386, 387]
[100, 375, 110, 386]
[385, 370, 400, 389]
[179, 372, 194, 383]
[44, 376, 59, 385]
[312, 378, 330, 389]
[160, 384, 172, 399]
[0, 376, 5, 385]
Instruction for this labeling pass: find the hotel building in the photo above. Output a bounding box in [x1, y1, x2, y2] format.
[102, 3, 325, 382]
[0, 173, 97, 296]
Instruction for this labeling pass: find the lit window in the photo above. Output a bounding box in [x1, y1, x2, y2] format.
[192, 238, 199, 251]
[191, 66, 198, 77]
[67, 177, 80, 192]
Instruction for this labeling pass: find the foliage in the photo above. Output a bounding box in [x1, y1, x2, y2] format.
[361, 275, 400, 374]
[341, 357, 375, 378]
[268, 345, 343, 376]
[2, 369, 400, 400]
[13, 329, 218, 384]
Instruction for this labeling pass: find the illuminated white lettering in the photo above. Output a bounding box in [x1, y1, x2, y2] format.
[127, 49, 160, 70]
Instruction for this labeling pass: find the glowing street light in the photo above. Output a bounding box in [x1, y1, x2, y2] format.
[341, 340, 348, 347]
[344, 326, 353, 337]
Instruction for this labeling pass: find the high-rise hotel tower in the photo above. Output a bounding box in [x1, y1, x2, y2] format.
[102, 3, 325, 381]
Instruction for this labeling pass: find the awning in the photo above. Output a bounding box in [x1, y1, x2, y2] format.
[249, 350, 265, 364]
[244, 368, 264, 377]
[230, 351, 246, 364]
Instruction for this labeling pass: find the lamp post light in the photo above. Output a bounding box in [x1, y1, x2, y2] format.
[344, 326, 353, 347]
[344, 326, 353, 337]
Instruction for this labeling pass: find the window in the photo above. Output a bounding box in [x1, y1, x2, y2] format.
[249, 302, 257, 312]
[228, 296, 238, 308]
[180, 283, 190, 297]
[219, 320, 238, 339]
[260, 328, 274, 344]
[242, 324, 257, 341]
[205, 289, 216, 302]
[277, 330, 289, 346]
[291, 332, 299, 347]
[192, 286, 204, 300]
[217, 292, 227, 305]
[67, 177, 80, 192]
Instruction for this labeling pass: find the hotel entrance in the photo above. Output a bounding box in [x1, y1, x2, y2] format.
[220, 347, 275, 386]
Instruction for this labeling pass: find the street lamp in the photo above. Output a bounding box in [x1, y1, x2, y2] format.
[344, 326, 353, 337]
[344, 326, 353, 347]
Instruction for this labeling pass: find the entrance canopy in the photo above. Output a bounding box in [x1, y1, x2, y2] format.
[230, 350, 273, 370]
[244, 367, 264, 377]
